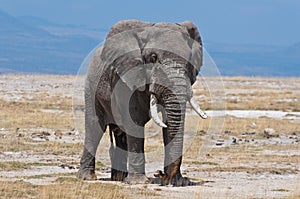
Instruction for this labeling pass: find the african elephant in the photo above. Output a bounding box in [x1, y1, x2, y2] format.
[77, 20, 207, 186]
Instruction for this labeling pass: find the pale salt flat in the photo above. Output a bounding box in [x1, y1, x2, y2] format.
[190, 110, 300, 120]
[41, 109, 64, 114]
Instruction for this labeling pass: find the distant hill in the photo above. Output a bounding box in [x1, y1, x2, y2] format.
[0, 9, 299, 76]
[206, 42, 300, 77]
[0, 9, 105, 74]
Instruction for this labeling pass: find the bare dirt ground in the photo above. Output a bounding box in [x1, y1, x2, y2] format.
[0, 74, 299, 198]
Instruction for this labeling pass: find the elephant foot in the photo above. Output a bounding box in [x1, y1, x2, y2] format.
[77, 168, 97, 180]
[154, 170, 199, 186]
[124, 173, 149, 185]
[111, 168, 128, 181]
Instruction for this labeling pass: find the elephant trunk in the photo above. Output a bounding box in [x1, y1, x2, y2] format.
[162, 75, 187, 180]
[149, 61, 189, 183]
[149, 60, 207, 184]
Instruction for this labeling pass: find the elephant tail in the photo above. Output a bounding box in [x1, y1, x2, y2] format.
[109, 125, 114, 144]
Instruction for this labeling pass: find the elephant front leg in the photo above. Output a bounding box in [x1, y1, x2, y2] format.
[77, 147, 98, 180]
[158, 157, 192, 186]
[124, 133, 149, 184]
[77, 123, 102, 180]
[155, 158, 189, 186]
[77, 91, 104, 180]
[154, 128, 192, 186]
[77, 115, 103, 180]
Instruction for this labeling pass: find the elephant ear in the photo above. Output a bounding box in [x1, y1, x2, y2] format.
[101, 20, 153, 91]
[177, 21, 203, 85]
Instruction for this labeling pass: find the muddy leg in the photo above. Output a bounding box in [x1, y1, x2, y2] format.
[154, 128, 191, 186]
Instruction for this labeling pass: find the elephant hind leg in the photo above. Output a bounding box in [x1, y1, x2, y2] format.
[109, 124, 128, 181]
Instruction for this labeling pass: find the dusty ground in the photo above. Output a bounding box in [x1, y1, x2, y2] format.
[0, 74, 299, 198]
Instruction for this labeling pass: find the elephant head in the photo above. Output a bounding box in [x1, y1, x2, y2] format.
[78, 20, 207, 186]
[102, 20, 207, 124]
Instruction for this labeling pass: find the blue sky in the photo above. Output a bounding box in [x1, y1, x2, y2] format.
[0, 0, 299, 45]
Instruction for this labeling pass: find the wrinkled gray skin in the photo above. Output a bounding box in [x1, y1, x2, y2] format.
[77, 20, 203, 186]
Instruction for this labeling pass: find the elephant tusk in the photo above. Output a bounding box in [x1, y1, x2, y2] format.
[189, 97, 208, 119]
[150, 95, 168, 128]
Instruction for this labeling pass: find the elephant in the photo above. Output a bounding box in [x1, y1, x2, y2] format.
[77, 20, 207, 186]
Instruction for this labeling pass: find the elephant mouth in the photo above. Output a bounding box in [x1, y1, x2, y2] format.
[149, 93, 207, 128]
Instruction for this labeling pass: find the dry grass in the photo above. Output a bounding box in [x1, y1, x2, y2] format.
[0, 75, 299, 198]
[192, 165, 298, 175]
[0, 161, 57, 171]
[194, 76, 300, 111]
[197, 115, 300, 135]
[0, 97, 73, 129]
[0, 136, 82, 156]
[0, 178, 126, 199]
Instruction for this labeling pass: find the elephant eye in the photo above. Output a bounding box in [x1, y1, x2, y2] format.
[149, 53, 157, 63]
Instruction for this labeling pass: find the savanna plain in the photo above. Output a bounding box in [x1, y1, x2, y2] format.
[0, 74, 299, 198]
